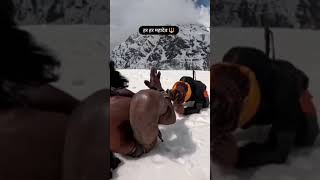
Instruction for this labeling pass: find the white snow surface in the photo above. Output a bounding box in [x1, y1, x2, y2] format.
[212, 28, 320, 180]
[113, 69, 210, 180]
[21, 25, 320, 180]
[21, 25, 108, 100]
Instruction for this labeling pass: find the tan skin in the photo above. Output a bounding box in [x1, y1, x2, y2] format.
[110, 92, 176, 156]
[130, 89, 176, 152]
[0, 84, 109, 180]
[110, 68, 176, 156]
[110, 96, 136, 155]
[63, 89, 108, 180]
[0, 85, 77, 180]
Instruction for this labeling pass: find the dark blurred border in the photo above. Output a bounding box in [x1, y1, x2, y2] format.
[209, 2, 213, 178]
[211, 0, 320, 29]
[13, 0, 109, 25]
[210, 0, 214, 67]
[106, 0, 111, 177]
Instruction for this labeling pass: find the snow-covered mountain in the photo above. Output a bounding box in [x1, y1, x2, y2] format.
[12, 0, 108, 25]
[111, 24, 210, 70]
[212, 0, 320, 29]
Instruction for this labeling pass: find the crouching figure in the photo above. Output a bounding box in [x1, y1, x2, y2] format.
[110, 65, 176, 157]
[211, 47, 319, 169]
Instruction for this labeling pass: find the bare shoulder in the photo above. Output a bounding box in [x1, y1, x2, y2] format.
[132, 89, 162, 100]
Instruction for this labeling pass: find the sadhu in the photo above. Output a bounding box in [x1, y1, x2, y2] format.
[169, 76, 209, 115]
[110, 64, 176, 157]
[211, 47, 319, 168]
[0, 1, 108, 179]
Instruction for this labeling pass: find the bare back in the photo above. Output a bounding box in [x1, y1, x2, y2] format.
[0, 108, 67, 180]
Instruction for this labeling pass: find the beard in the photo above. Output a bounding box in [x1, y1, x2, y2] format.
[211, 97, 242, 168]
[211, 97, 242, 136]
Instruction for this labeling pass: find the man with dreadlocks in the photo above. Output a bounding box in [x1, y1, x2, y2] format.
[211, 47, 319, 169]
[110, 63, 176, 159]
[0, 1, 77, 179]
[1, 1, 109, 179]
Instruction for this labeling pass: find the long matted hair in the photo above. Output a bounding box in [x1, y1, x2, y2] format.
[110, 61, 128, 89]
[0, 0, 60, 108]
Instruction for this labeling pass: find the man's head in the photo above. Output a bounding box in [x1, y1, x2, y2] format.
[0, 26, 60, 108]
[211, 63, 250, 134]
[170, 81, 192, 104]
[210, 63, 251, 168]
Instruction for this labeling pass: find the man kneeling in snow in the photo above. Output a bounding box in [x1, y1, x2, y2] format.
[211, 47, 319, 169]
[162, 76, 209, 115]
[110, 63, 176, 158]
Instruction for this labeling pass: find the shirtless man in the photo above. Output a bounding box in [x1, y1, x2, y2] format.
[110, 66, 176, 157]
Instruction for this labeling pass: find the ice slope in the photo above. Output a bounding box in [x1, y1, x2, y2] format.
[212, 28, 320, 180]
[113, 69, 210, 180]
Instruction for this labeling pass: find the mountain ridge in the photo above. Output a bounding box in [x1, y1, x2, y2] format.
[111, 24, 210, 70]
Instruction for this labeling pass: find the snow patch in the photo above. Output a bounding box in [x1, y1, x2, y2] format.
[114, 69, 210, 180]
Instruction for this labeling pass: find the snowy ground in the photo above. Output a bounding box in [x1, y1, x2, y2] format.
[113, 69, 210, 180]
[22, 25, 108, 100]
[23, 25, 210, 180]
[22, 25, 320, 179]
[212, 28, 320, 180]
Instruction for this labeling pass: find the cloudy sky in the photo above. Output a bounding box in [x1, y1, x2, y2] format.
[110, 0, 210, 49]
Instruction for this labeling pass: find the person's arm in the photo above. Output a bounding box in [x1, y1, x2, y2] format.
[184, 101, 203, 115]
[183, 85, 206, 115]
[144, 67, 163, 91]
[159, 91, 176, 125]
[236, 130, 296, 168]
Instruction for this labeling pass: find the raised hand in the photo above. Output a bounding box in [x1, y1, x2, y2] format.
[144, 67, 163, 91]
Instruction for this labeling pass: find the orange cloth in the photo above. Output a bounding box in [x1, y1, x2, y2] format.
[172, 81, 192, 102]
[238, 66, 261, 128]
[203, 90, 209, 98]
[300, 90, 317, 115]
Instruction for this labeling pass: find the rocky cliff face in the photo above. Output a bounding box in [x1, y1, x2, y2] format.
[12, 0, 108, 24]
[111, 24, 210, 70]
[212, 0, 320, 29]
